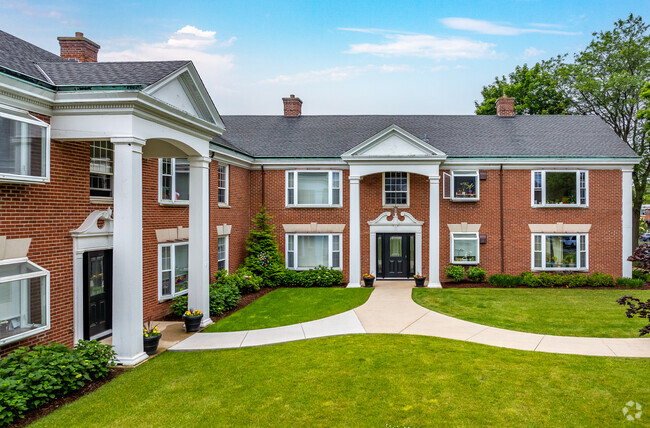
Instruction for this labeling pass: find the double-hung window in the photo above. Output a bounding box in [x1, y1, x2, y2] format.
[217, 236, 228, 272]
[158, 242, 189, 300]
[160, 158, 190, 204]
[90, 141, 113, 198]
[0, 105, 49, 183]
[286, 234, 342, 270]
[443, 171, 479, 201]
[286, 171, 341, 207]
[383, 172, 409, 207]
[532, 170, 588, 207]
[450, 232, 479, 264]
[217, 164, 229, 206]
[532, 234, 588, 270]
[0, 258, 50, 346]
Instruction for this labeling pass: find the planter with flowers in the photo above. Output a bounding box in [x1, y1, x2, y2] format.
[183, 309, 203, 332]
[413, 274, 426, 287]
[143, 321, 162, 355]
[362, 273, 375, 288]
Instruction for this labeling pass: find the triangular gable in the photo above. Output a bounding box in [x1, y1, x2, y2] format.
[144, 63, 224, 130]
[342, 124, 446, 159]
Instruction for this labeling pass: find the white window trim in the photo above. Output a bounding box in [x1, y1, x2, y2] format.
[531, 233, 589, 271]
[0, 257, 51, 346]
[0, 108, 50, 184]
[285, 170, 343, 208]
[285, 233, 343, 270]
[450, 170, 479, 202]
[382, 172, 410, 208]
[217, 235, 229, 272]
[531, 170, 589, 208]
[450, 232, 480, 265]
[157, 242, 189, 301]
[158, 158, 190, 206]
[217, 164, 229, 207]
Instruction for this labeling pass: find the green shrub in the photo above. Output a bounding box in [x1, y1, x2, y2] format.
[242, 206, 285, 287]
[566, 274, 588, 288]
[520, 271, 542, 288]
[445, 265, 465, 282]
[297, 266, 344, 287]
[280, 269, 301, 287]
[632, 269, 649, 283]
[616, 277, 644, 289]
[537, 272, 556, 287]
[170, 295, 188, 317]
[236, 268, 263, 294]
[209, 282, 241, 316]
[0, 341, 115, 426]
[587, 272, 615, 287]
[467, 267, 486, 283]
[487, 274, 522, 287]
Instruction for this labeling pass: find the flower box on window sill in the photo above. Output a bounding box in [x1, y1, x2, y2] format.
[454, 256, 476, 262]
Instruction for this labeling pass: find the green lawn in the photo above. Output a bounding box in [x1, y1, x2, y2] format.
[204, 287, 373, 332]
[413, 288, 650, 338]
[34, 335, 648, 427]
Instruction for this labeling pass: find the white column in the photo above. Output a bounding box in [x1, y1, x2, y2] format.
[188, 156, 212, 326]
[348, 176, 361, 287]
[622, 168, 633, 278]
[428, 175, 442, 288]
[111, 137, 147, 366]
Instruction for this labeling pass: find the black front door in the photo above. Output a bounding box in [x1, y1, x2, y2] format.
[83, 250, 112, 340]
[377, 233, 414, 278]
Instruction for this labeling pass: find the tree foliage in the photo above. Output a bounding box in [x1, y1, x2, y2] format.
[242, 205, 285, 286]
[475, 60, 570, 115]
[617, 294, 650, 336]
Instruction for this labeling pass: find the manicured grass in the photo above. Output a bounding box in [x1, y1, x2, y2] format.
[34, 335, 648, 427]
[413, 288, 650, 338]
[204, 287, 373, 332]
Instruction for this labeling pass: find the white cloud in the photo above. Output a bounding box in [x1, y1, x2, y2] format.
[264, 64, 412, 84]
[522, 46, 546, 59]
[341, 30, 496, 60]
[440, 17, 580, 36]
[101, 26, 235, 85]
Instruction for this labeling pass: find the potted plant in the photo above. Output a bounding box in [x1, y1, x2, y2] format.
[143, 321, 161, 355]
[362, 273, 375, 287]
[413, 274, 426, 287]
[183, 308, 203, 332]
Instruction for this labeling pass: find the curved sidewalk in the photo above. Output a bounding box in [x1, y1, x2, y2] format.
[170, 282, 650, 357]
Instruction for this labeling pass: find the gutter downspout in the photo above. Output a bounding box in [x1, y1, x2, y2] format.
[500, 164, 505, 273]
[261, 165, 265, 207]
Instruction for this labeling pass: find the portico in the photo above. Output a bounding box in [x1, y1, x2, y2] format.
[341, 125, 447, 288]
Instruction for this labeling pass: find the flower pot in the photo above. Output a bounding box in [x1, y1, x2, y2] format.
[414, 277, 426, 287]
[143, 335, 161, 355]
[363, 277, 374, 287]
[184, 315, 203, 332]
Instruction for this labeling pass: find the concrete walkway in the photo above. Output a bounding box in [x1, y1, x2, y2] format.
[170, 281, 650, 357]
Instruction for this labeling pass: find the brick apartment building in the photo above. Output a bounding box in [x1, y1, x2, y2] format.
[0, 31, 639, 364]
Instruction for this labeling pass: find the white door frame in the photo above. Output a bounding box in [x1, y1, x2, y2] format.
[368, 210, 423, 278]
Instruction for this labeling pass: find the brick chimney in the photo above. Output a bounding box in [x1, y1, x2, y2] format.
[282, 94, 302, 117]
[57, 32, 100, 63]
[495, 95, 515, 117]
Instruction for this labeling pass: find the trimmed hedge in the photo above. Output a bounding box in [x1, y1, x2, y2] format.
[486, 271, 638, 289]
[280, 266, 344, 288]
[0, 340, 116, 427]
[616, 277, 644, 288]
[467, 267, 486, 283]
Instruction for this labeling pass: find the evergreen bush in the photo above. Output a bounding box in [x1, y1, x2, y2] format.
[242, 206, 285, 287]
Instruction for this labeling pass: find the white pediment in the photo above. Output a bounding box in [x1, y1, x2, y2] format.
[342, 125, 446, 160]
[367, 210, 424, 227]
[144, 64, 224, 129]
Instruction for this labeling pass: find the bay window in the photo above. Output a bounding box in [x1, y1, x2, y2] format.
[451, 232, 479, 264]
[0, 106, 49, 183]
[443, 171, 479, 201]
[532, 170, 587, 207]
[383, 172, 409, 206]
[286, 170, 341, 207]
[0, 258, 50, 345]
[159, 158, 190, 204]
[286, 234, 342, 270]
[158, 242, 188, 299]
[532, 234, 588, 270]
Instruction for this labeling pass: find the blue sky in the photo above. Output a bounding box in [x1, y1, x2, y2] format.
[0, 0, 647, 115]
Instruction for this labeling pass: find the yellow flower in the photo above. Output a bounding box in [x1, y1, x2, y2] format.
[145, 334, 149, 337]
[75, 374, 81, 378]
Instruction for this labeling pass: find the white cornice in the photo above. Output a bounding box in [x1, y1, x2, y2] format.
[0, 74, 54, 115]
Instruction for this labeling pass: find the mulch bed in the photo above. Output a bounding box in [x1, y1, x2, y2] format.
[440, 281, 650, 290]
[10, 368, 126, 428]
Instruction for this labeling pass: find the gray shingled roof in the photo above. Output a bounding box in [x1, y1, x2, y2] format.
[37, 61, 190, 86]
[0, 30, 189, 87]
[0, 29, 66, 81]
[214, 115, 638, 158]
